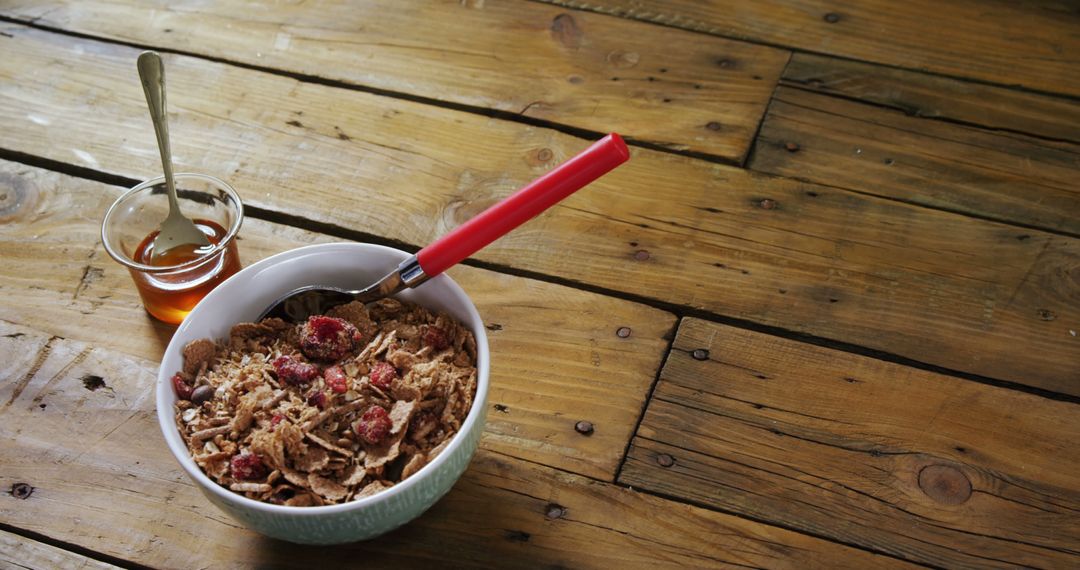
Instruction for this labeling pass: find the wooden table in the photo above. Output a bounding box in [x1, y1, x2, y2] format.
[1, 2, 1077, 568]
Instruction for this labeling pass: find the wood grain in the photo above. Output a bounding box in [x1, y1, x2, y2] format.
[1, 25, 1078, 394]
[750, 86, 1080, 236]
[0, 322, 913, 569]
[0, 159, 675, 481]
[0, 529, 120, 570]
[0, 0, 790, 162]
[539, 0, 1080, 98]
[620, 318, 1080, 568]
[782, 53, 1080, 145]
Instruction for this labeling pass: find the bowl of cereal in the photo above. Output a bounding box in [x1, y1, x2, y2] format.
[156, 242, 489, 544]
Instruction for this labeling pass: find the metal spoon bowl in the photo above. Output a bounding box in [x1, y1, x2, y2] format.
[137, 51, 210, 260]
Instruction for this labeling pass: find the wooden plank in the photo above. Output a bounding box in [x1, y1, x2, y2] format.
[0, 322, 914, 569]
[620, 318, 1080, 569]
[0, 0, 790, 162]
[782, 53, 1080, 145]
[0, 160, 675, 482]
[749, 86, 1080, 236]
[0, 529, 120, 570]
[1, 25, 1078, 394]
[538, 0, 1080, 98]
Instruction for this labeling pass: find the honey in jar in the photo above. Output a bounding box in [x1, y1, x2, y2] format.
[130, 218, 240, 324]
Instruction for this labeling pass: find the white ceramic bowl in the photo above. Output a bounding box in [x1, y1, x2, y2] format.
[156, 243, 490, 544]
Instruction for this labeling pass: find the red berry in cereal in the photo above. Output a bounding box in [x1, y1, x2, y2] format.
[369, 361, 398, 390]
[307, 390, 327, 409]
[270, 414, 285, 431]
[300, 315, 361, 361]
[354, 405, 392, 445]
[230, 452, 267, 480]
[422, 325, 449, 350]
[324, 365, 349, 394]
[272, 355, 320, 386]
[172, 373, 194, 400]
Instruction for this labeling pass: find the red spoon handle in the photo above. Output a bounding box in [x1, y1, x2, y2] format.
[416, 133, 629, 277]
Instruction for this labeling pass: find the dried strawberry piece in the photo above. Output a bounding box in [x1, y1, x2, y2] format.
[271, 355, 320, 386]
[307, 390, 327, 409]
[299, 315, 361, 361]
[324, 365, 349, 394]
[369, 361, 398, 390]
[354, 405, 392, 445]
[171, 373, 194, 401]
[230, 452, 267, 480]
[270, 414, 285, 431]
[422, 325, 449, 350]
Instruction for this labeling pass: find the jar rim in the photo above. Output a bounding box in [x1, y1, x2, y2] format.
[101, 173, 244, 273]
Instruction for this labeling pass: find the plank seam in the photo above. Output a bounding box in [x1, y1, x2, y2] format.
[613, 316, 680, 481]
[0, 523, 148, 570]
[778, 82, 1080, 147]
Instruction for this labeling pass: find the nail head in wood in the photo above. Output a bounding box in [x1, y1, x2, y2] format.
[11, 483, 33, 500]
[545, 503, 567, 519]
[616, 327, 632, 338]
[691, 349, 709, 361]
[575, 420, 595, 435]
[656, 453, 675, 467]
[784, 141, 800, 152]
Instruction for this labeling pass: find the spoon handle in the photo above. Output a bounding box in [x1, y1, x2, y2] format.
[416, 133, 629, 277]
[137, 51, 180, 213]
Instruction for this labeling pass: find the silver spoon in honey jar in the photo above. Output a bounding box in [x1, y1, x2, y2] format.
[136, 51, 210, 260]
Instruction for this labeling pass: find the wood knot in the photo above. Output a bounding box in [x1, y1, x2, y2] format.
[81, 374, 106, 391]
[0, 172, 39, 222]
[823, 13, 841, 23]
[784, 142, 800, 152]
[550, 13, 582, 49]
[606, 50, 640, 68]
[528, 147, 554, 166]
[918, 464, 971, 505]
[705, 121, 722, 131]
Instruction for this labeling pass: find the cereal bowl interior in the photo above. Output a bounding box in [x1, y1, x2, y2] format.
[156, 243, 490, 544]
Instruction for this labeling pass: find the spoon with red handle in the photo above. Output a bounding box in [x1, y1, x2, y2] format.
[260, 133, 630, 321]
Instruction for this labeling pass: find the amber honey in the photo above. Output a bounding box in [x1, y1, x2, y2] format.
[130, 218, 240, 324]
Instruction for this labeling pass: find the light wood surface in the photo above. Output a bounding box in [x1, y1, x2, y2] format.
[0, 160, 675, 481]
[539, 0, 1080, 98]
[0, 530, 120, 570]
[0, 0, 790, 162]
[621, 318, 1080, 568]
[751, 86, 1080, 235]
[0, 320, 913, 570]
[1, 24, 1076, 394]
